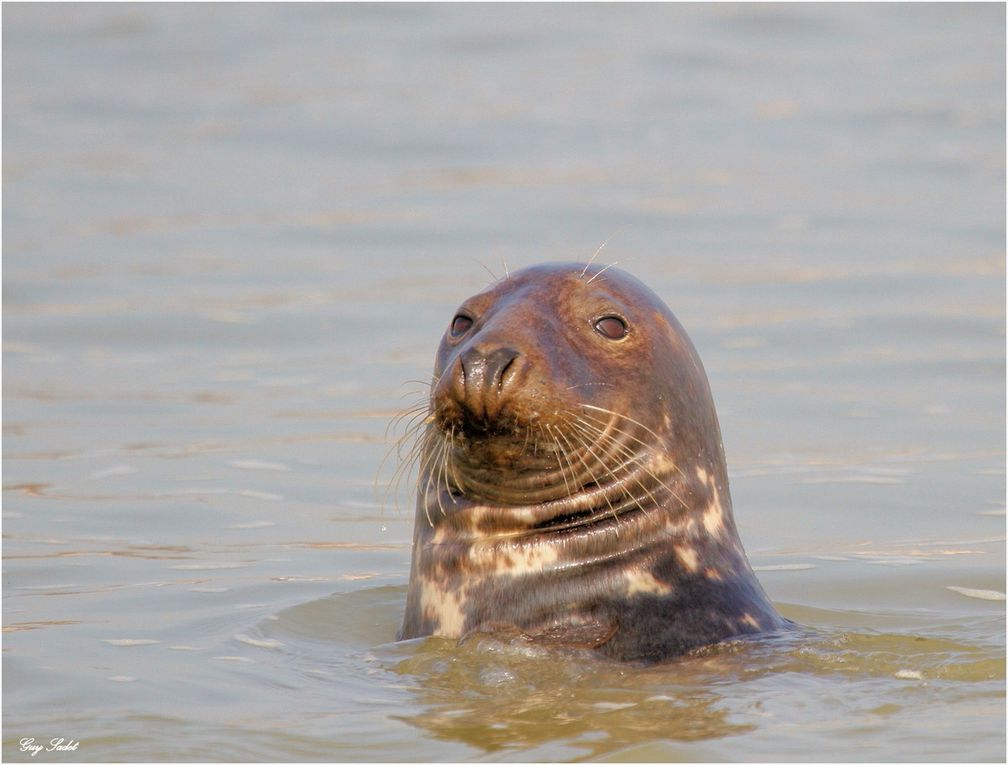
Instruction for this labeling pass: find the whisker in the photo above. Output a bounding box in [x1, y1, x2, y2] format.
[585, 260, 618, 285]
[554, 425, 619, 525]
[422, 429, 449, 524]
[399, 379, 436, 393]
[581, 233, 617, 279]
[565, 381, 614, 391]
[384, 435, 422, 510]
[579, 403, 662, 444]
[434, 427, 455, 517]
[420, 442, 435, 527]
[579, 405, 689, 483]
[565, 417, 661, 520]
[551, 424, 589, 488]
[387, 408, 432, 457]
[379, 397, 434, 513]
[519, 422, 533, 457]
[543, 424, 573, 499]
[445, 424, 460, 504]
[477, 261, 499, 283]
[569, 414, 690, 513]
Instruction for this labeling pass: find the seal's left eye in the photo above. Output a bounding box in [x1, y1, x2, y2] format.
[594, 315, 628, 340]
[450, 314, 473, 337]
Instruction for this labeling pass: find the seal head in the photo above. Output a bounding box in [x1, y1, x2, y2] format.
[398, 262, 784, 661]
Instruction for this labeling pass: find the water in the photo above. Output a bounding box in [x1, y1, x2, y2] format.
[3, 3, 1004, 762]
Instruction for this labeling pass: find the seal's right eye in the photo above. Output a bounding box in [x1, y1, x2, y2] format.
[450, 314, 473, 338]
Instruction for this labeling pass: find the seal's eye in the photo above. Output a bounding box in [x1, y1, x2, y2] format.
[450, 314, 473, 338]
[594, 315, 628, 340]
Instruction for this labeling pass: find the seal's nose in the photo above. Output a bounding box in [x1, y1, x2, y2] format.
[461, 346, 519, 392]
[457, 346, 521, 425]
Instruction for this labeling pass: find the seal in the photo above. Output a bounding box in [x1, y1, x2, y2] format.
[397, 261, 786, 662]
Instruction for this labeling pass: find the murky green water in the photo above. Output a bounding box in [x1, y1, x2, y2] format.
[3, 3, 1004, 762]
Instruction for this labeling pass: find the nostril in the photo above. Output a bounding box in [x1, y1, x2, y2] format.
[487, 348, 519, 390]
[498, 355, 515, 389]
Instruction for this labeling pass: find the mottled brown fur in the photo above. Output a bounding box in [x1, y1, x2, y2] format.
[398, 262, 785, 662]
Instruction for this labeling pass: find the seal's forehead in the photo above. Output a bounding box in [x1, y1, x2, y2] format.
[475, 261, 666, 309]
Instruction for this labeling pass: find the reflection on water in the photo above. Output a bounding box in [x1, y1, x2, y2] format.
[264, 589, 1005, 762]
[388, 614, 1005, 761]
[3, 2, 1004, 762]
[391, 636, 759, 755]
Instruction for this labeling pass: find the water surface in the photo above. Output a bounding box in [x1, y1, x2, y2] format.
[3, 3, 1005, 762]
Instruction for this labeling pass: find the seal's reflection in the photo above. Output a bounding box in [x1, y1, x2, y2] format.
[389, 632, 754, 756]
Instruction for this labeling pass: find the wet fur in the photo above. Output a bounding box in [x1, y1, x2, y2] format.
[394, 262, 785, 662]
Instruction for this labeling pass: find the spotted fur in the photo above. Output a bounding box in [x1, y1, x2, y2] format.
[397, 262, 786, 662]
